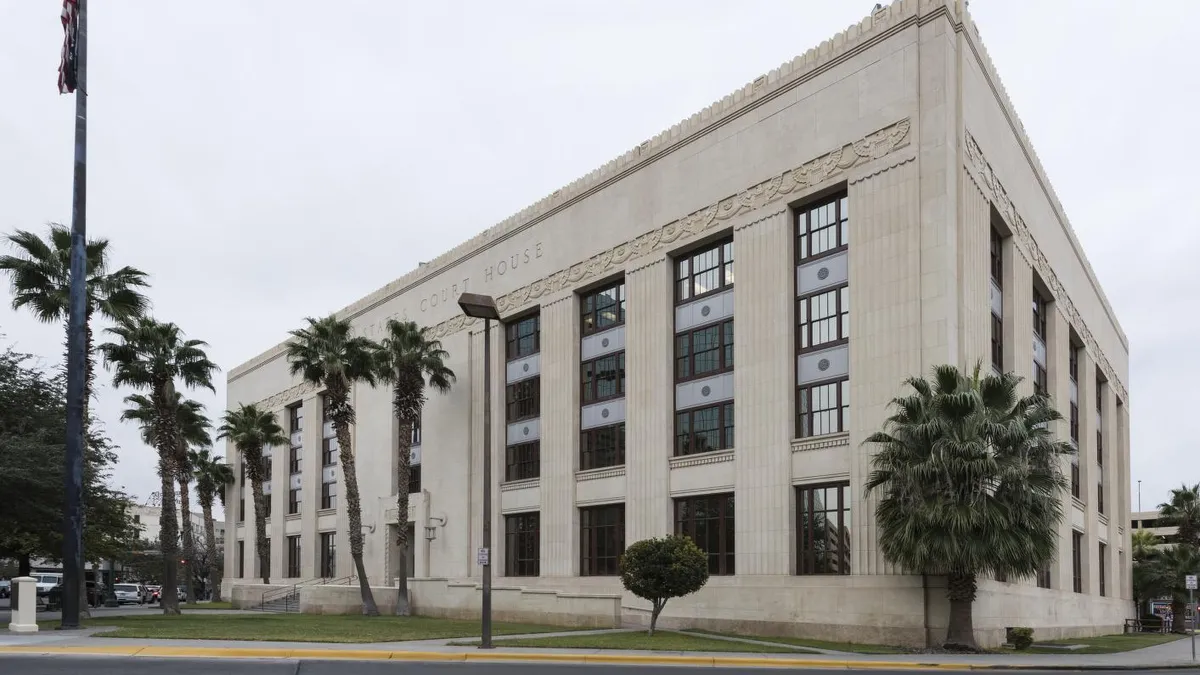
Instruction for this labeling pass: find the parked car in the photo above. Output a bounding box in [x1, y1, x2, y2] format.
[0, 579, 10, 599]
[33, 573, 62, 597]
[48, 581, 102, 608]
[177, 586, 187, 603]
[137, 584, 152, 604]
[113, 583, 143, 605]
[147, 585, 162, 603]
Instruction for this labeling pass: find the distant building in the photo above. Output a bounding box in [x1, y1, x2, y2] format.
[1131, 510, 1178, 545]
[131, 504, 225, 551]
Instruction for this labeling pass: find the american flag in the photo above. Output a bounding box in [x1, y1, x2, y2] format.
[58, 0, 79, 94]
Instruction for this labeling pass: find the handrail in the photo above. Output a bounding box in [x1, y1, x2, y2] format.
[258, 574, 359, 609]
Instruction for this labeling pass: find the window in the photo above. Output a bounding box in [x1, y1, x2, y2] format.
[991, 314, 1003, 372]
[674, 494, 735, 576]
[675, 320, 734, 381]
[321, 480, 337, 510]
[1071, 461, 1080, 499]
[796, 194, 849, 262]
[289, 402, 304, 433]
[1069, 348, 1079, 382]
[505, 314, 540, 360]
[990, 228, 1003, 286]
[289, 446, 301, 475]
[1099, 542, 1107, 597]
[237, 540, 245, 578]
[288, 488, 301, 515]
[263, 448, 273, 478]
[238, 497, 245, 522]
[287, 535, 301, 578]
[581, 281, 626, 336]
[676, 239, 733, 302]
[675, 403, 734, 456]
[1070, 401, 1080, 444]
[1097, 431, 1103, 467]
[580, 423, 625, 470]
[1032, 289, 1048, 340]
[411, 418, 422, 447]
[580, 504, 625, 576]
[1033, 362, 1047, 397]
[581, 353, 626, 403]
[798, 379, 850, 438]
[797, 286, 849, 352]
[1072, 531, 1083, 593]
[506, 378, 540, 421]
[797, 482, 851, 575]
[504, 512, 540, 577]
[319, 532, 336, 579]
[408, 464, 422, 494]
[262, 495, 272, 520]
[505, 441, 540, 481]
[322, 396, 338, 466]
[1098, 481, 1105, 516]
[1037, 564, 1051, 589]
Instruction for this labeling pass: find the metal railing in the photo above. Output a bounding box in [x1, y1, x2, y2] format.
[257, 574, 357, 612]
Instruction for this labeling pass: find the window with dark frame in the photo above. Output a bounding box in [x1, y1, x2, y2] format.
[676, 239, 734, 303]
[1033, 362, 1047, 397]
[1071, 462, 1080, 500]
[505, 314, 540, 360]
[321, 480, 337, 510]
[411, 418, 422, 447]
[580, 503, 625, 576]
[408, 464, 422, 494]
[1032, 289, 1048, 340]
[581, 352, 626, 404]
[798, 379, 850, 438]
[262, 494, 272, 520]
[287, 535, 301, 578]
[796, 194, 849, 262]
[319, 532, 336, 579]
[990, 228, 1003, 286]
[506, 378, 540, 422]
[675, 320, 733, 381]
[991, 314, 1004, 373]
[1072, 531, 1083, 593]
[288, 488, 301, 515]
[505, 441, 540, 481]
[1069, 348, 1079, 383]
[674, 494, 735, 576]
[322, 396, 338, 467]
[796, 286, 849, 353]
[288, 403, 303, 473]
[796, 482, 851, 575]
[1098, 542, 1107, 597]
[580, 423, 625, 470]
[237, 540, 245, 578]
[1098, 480, 1104, 515]
[675, 403, 734, 456]
[238, 496, 245, 522]
[504, 512, 540, 577]
[1037, 564, 1052, 589]
[581, 281, 626, 336]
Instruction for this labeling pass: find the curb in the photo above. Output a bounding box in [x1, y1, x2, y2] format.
[0, 645, 1195, 670]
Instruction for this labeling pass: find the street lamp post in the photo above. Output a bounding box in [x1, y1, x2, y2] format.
[457, 292, 501, 650]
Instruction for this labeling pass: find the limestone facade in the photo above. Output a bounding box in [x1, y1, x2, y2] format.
[223, 0, 1132, 647]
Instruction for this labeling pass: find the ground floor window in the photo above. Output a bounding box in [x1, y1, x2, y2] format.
[237, 540, 245, 578]
[796, 482, 850, 575]
[1099, 542, 1107, 597]
[580, 503, 624, 576]
[1072, 531, 1083, 593]
[674, 493, 735, 575]
[287, 535, 301, 578]
[319, 532, 336, 579]
[504, 512, 540, 577]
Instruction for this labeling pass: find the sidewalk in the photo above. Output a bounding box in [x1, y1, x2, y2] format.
[0, 626, 1195, 670]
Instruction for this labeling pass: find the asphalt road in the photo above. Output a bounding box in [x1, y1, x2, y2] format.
[4, 658, 1200, 675]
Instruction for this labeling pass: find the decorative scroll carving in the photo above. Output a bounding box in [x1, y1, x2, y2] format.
[252, 380, 318, 411]
[963, 131, 1127, 401]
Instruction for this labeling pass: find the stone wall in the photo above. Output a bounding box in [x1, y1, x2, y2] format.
[409, 578, 621, 628]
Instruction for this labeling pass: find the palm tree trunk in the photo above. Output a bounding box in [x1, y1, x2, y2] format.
[202, 502, 221, 602]
[1172, 599, 1188, 634]
[944, 572, 979, 651]
[251, 479, 270, 585]
[336, 420, 378, 616]
[178, 474, 196, 605]
[394, 419, 413, 616]
[157, 453, 182, 615]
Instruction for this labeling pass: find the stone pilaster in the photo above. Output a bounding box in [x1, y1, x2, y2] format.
[1076, 349, 1097, 594]
[539, 294, 578, 576]
[1047, 305, 1073, 591]
[1118, 400, 1132, 599]
[1101, 383, 1119, 596]
[958, 168, 991, 369]
[300, 395, 320, 579]
[1000, 240, 1033, 397]
[625, 257, 673, 543]
[732, 209, 793, 575]
[269, 420, 285, 582]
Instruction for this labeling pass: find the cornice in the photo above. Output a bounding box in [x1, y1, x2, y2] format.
[963, 130, 1127, 402]
[500, 477, 539, 492]
[791, 433, 851, 453]
[669, 449, 735, 470]
[575, 466, 627, 483]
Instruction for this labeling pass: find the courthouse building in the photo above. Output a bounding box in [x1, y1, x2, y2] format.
[224, 0, 1133, 647]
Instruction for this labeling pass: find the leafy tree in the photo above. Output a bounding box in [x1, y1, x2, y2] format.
[1154, 544, 1200, 633]
[865, 364, 1072, 651]
[1159, 484, 1200, 549]
[99, 317, 218, 615]
[191, 447, 233, 601]
[374, 319, 454, 616]
[1131, 529, 1166, 617]
[619, 535, 709, 635]
[216, 404, 285, 586]
[287, 315, 380, 615]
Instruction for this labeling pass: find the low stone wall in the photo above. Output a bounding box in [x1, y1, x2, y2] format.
[229, 583, 293, 609]
[410, 578, 621, 628]
[299, 585, 401, 615]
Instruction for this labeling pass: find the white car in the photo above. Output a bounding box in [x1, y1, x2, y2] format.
[33, 573, 62, 597]
[113, 583, 143, 605]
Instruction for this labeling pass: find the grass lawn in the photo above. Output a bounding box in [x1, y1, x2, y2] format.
[685, 629, 909, 654]
[453, 630, 814, 654]
[180, 601, 233, 610]
[1025, 632, 1184, 654]
[41, 614, 578, 643]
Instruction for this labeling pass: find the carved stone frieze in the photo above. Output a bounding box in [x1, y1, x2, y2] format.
[252, 380, 318, 411]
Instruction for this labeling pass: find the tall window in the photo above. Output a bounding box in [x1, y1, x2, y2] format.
[408, 464, 422, 494]
[1098, 542, 1107, 597]
[990, 228, 1003, 287]
[319, 532, 336, 579]
[1071, 462, 1081, 500]
[322, 395, 338, 466]
[237, 540, 245, 578]
[410, 418, 422, 447]
[581, 352, 626, 403]
[1037, 564, 1052, 589]
[798, 379, 849, 438]
[676, 239, 733, 302]
[1032, 289, 1048, 340]
[262, 493, 272, 520]
[287, 535, 301, 578]
[797, 286, 849, 352]
[674, 494, 735, 576]
[288, 403, 303, 474]
[504, 512, 540, 577]
[580, 503, 625, 576]
[675, 403, 734, 456]
[991, 315, 1004, 373]
[1072, 531, 1083, 593]
[990, 228, 1004, 374]
[796, 195, 849, 262]
[675, 320, 733, 381]
[1033, 362, 1047, 397]
[796, 482, 851, 575]
[288, 487, 301, 515]
[505, 442, 540, 481]
[321, 480, 337, 510]
[238, 496, 245, 522]
[506, 379, 540, 421]
[505, 314, 540, 360]
[581, 423, 625, 470]
[581, 280, 625, 336]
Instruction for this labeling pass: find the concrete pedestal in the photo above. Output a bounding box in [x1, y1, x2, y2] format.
[7, 577, 37, 633]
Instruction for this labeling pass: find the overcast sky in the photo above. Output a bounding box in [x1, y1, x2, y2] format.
[1, 1, 1196, 519]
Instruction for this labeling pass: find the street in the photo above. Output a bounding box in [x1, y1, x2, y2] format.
[2, 658, 1198, 675]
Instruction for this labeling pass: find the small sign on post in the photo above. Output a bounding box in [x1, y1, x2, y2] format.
[477, 547, 490, 567]
[1188, 574, 1198, 661]
[1187, 575, 1197, 590]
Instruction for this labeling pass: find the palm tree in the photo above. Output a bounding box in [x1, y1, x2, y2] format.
[216, 404, 286, 586]
[191, 448, 234, 601]
[124, 393, 212, 604]
[865, 364, 1072, 651]
[1131, 529, 1165, 619]
[287, 314, 380, 615]
[1154, 544, 1200, 633]
[0, 224, 150, 614]
[1159, 484, 1200, 549]
[99, 317, 218, 615]
[374, 319, 455, 616]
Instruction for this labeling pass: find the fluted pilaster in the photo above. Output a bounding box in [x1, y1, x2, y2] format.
[1077, 349, 1098, 594]
[539, 295, 578, 576]
[1047, 305, 1073, 590]
[958, 168, 991, 368]
[1001, 240, 1033, 397]
[300, 395, 320, 579]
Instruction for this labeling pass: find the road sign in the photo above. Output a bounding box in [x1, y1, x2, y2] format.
[1187, 575, 1197, 590]
[477, 547, 490, 567]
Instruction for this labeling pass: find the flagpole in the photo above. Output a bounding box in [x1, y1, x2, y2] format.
[60, 0, 88, 630]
